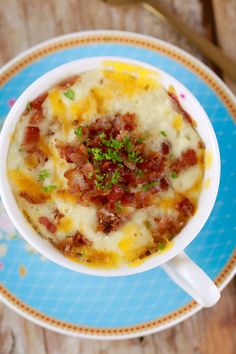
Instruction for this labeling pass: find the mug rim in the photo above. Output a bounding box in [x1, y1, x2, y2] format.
[0, 56, 221, 276]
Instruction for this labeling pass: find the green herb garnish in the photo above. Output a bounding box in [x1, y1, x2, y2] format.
[88, 171, 94, 179]
[64, 88, 75, 100]
[136, 137, 145, 144]
[115, 201, 122, 212]
[105, 148, 122, 163]
[124, 137, 143, 163]
[110, 170, 120, 185]
[81, 250, 86, 258]
[171, 172, 178, 179]
[43, 185, 57, 192]
[124, 136, 133, 151]
[39, 169, 50, 181]
[160, 131, 167, 137]
[99, 133, 123, 150]
[159, 242, 166, 251]
[142, 181, 158, 191]
[95, 170, 120, 190]
[94, 180, 105, 190]
[88, 148, 105, 161]
[110, 138, 123, 150]
[128, 150, 143, 163]
[74, 127, 82, 140]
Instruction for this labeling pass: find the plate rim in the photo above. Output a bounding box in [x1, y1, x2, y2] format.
[0, 29, 235, 340]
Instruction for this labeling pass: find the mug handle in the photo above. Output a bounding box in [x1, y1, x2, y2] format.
[162, 251, 220, 307]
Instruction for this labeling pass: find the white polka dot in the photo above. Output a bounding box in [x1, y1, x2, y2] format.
[223, 187, 229, 192]
[225, 214, 231, 218]
[230, 172, 235, 177]
[227, 144, 232, 149]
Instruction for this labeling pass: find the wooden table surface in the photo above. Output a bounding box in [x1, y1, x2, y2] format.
[0, 1, 235, 353]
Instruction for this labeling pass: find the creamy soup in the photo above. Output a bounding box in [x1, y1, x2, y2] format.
[7, 62, 205, 268]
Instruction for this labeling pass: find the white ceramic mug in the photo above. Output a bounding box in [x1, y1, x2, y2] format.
[0, 57, 221, 307]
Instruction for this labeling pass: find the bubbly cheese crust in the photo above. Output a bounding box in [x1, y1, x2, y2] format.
[7, 62, 205, 268]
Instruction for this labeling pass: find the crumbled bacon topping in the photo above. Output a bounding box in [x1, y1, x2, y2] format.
[29, 111, 44, 125]
[57, 232, 92, 256]
[177, 198, 195, 217]
[30, 93, 48, 111]
[171, 148, 197, 173]
[168, 90, 195, 126]
[53, 112, 198, 234]
[39, 216, 57, 233]
[23, 126, 40, 147]
[20, 101, 199, 253]
[19, 192, 47, 204]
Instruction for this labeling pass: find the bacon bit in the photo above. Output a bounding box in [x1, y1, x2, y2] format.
[121, 192, 136, 206]
[72, 120, 79, 126]
[56, 142, 88, 166]
[23, 126, 40, 146]
[19, 192, 47, 204]
[57, 75, 79, 88]
[113, 113, 136, 132]
[168, 90, 194, 126]
[29, 111, 44, 124]
[153, 216, 184, 240]
[161, 142, 170, 155]
[82, 163, 95, 179]
[39, 216, 57, 233]
[135, 191, 152, 208]
[101, 161, 117, 173]
[97, 208, 122, 234]
[160, 177, 169, 190]
[64, 168, 89, 193]
[182, 149, 197, 165]
[57, 232, 92, 256]
[198, 140, 205, 149]
[53, 208, 64, 222]
[108, 185, 124, 203]
[89, 117, 113, 136]
[123, 169, 139, 186]
[30, 93, 48, 111]
[177, 198, 195, 217]
[171, 149, 197, 173]
[140, 152, 165, 175]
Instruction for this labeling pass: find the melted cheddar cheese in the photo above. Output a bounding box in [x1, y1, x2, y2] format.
[7, 62, 206, 268]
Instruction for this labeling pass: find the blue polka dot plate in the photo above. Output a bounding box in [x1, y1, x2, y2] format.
[0, 31, 235, 339]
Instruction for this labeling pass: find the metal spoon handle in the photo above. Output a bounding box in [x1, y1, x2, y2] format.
[143, 0, 236, 81]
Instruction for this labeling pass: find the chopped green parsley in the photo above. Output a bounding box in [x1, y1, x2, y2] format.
[38, 169, 50, 181]
[171, 172, 178, 179]
[74, 127, 82, 140]
[64, 88, 75, 100]
[159, 242, 166, 251]
[142, 181, 158, 191]
[88, 171, 94, 179]
[115, 201, 122, 212]
[160, 131, 167, 137]
[43, 185, 57, 192]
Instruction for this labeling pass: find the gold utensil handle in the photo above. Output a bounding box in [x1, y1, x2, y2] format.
[143, 0, 236, 82]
